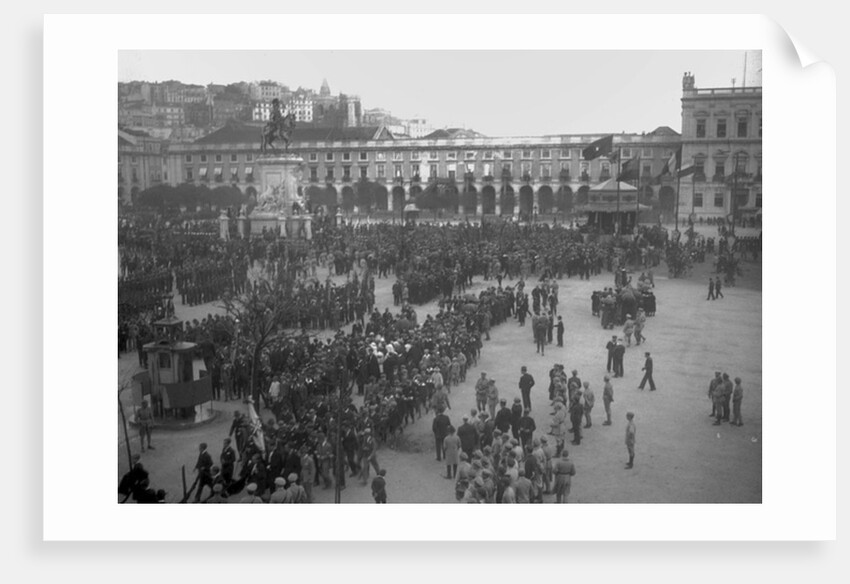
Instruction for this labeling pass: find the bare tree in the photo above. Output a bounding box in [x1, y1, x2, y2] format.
[221, 276, 298, 404]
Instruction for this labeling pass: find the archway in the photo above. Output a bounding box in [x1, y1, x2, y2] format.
[324, 185, 338, 209]
[409, 185, 422, 201]
[538, 186, 554, 214]
[482, 185, 496, 215]
[130, 186, 140, 204]
[519, 185, 534, 216]
[306, 185, 325, 208]
[576, 185, 590, 205]
[341, 186, 355, 212]
[462, 186, 478, 215]
[374, 184, 389, 211]
[557, 186, 573, 213]
[500, 184, 515, 216]
[392, 186, 406, 211]
[658, 186, 675, 215]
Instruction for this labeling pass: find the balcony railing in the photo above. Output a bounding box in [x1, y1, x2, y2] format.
[580, 172, 590, 182]
[342, 175, 352, 183]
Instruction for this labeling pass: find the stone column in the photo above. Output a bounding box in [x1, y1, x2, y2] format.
[387, 190, 394, 212]
[533, 187, 540, 213]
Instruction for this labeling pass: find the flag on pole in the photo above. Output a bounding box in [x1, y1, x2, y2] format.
[582, 135, 614, 160]
[247, 398, 266, 454]
[617, 157, 641, 182]
[677, 165, 697, 178]
[657, 145, 683, 178]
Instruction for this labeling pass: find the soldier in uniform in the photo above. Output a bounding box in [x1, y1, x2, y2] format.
[552, 450, 577, 503]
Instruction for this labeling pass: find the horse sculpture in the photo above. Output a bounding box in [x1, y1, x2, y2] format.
[260, 99, 295, 154]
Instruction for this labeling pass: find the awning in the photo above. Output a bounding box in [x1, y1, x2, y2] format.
[199, 167, 208, 176]
[575, 202, 651, 213]
[245, 167, 253, 175]
[214, 167, 223, 175]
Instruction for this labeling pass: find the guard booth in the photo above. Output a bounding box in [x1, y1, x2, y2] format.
[140, 317, 213, 424]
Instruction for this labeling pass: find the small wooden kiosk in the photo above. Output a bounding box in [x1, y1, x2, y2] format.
[139, 317, 213, 424]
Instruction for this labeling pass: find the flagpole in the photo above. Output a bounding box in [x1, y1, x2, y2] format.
[676, 171, 682, 232]
[615, 148, 621, 234]
[635, 154, 640, 231]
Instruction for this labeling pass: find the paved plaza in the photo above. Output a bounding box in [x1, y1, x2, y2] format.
[118, 245, 761, 504]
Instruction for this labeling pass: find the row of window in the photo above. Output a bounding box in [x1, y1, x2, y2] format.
[692, 193, 762, 208]
[695, 117, 762, 139]
[184, 153, 256, 164]
[304, 162, 657, 182]
[305, 147, 656, 163]
[185, 167, 253, 182]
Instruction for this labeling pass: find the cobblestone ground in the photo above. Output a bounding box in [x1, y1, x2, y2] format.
[118, 253, 761, 504]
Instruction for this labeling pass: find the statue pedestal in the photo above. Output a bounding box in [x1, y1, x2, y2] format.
[219, 212, 230, 240]
[248, 153, 305, 237]
[249, 213, 280, 237]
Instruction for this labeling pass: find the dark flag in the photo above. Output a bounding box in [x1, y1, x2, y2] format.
[657, 145, 683, 179]
[582, 135, 614, 161]
[617, 157, 640, 182]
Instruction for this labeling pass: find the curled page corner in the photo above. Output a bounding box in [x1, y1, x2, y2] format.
[786, 33, 822, 69]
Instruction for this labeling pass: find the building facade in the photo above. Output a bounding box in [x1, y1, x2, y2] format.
[118, 130, 170, 204]
[678, 72, 762, 222]
[160, 122, 680, 217]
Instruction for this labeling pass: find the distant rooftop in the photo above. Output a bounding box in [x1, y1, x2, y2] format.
[194, 121, 392, 145]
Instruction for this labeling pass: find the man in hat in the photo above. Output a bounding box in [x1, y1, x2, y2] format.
[567, 370, 582, 401]
[638, 352, 656, 391]
[193, 442, 214, 503]
[432, 406, 451, 461]
[625, 412, 637, 469]
[556, 316, 565, 347]
[518, 366, 535, 412]
[359, 428, 380, 485]
[137, 400, 154, 452]
[475, 372, 489, 415]
[582, 381, 595, 428]
[371, 469, 388, 503]
[239, 483, 264, 503]
[269, 477, 289, 503]
[708, 371, 723, 418]
[569, 391, 584, 446]
[602, 375, 614, 426]
[220, 438, 237, 486]
[494, 398, 513, 435]
[510, 398, 524, 440]
[283, 473, 308, 503]
[205, 483, 228, 504]
[552, 449, 577, 503]
[457, 415, 479, 460]
[613, 339, 626, 378]
[518, 408, 536, 450]
[316, 432, 334, 489]
[486, 379, 500, 419]
[549, 401, 568, 457]
[606, 335, 617, 373]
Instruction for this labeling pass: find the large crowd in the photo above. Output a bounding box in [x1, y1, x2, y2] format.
[119, 212, 757, 504]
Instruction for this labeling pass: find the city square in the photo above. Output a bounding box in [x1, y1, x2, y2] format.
[117, 50, 762, 504]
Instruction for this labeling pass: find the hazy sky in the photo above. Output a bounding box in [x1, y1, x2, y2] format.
[119, 50, 751, 136]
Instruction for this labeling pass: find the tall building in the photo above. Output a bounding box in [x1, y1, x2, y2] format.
[677, 72, 762, 222]
[118, 129, 169, 205]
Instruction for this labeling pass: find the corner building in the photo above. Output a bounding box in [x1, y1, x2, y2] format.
[678, 73, 762, 222]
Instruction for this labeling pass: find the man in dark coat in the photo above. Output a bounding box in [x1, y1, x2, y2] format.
[432, 407, 451, 461]
[518, 366, 535, 411]
[556, 316, 565, 347]
[457, 416, 479, 459]
[220, 438, 237, 486]
[638, 352, 656, 391]
[193, 442, 214, 503]
[606, 335, 617, 373]
[494, 399, 513, 434]
[707, 277, 716, 300]
[518, 409, 537, 450]
[510, 398, 524, 440]
[569, 394, 584, 446]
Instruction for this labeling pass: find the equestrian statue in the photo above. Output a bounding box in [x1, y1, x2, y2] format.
[260, 98, 296, 154]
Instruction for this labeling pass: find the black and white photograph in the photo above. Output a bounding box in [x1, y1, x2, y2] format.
[116, 49, 763, 505]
